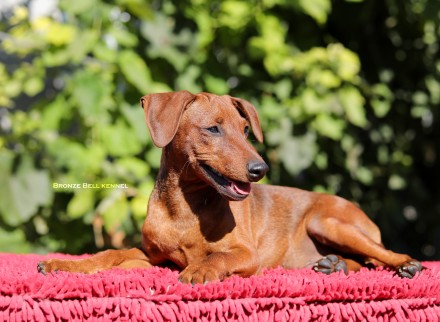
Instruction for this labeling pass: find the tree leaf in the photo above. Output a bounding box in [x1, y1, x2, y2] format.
[338, 86, 367, 128]
[219, 1, 253, 30]
[72, 70, 111, 124]
[60, 0, 97, 14]
[204, 75, 229, 95]
[0, 227, 30, 253]
[100, 191, 129, 232]
[116, 157, 150, 179]
[120, 103, 148, 144]
[278, 133, 318, 175]
[130, 180, 154, 221]
[67, 189, 95, 219]
[176, 65, 202, 93]
[312, 114, 345, 140]
[40, 95, 71, 130]
[0, 155, 52, 226]
[23, 76, 44, 96]
[298, 0, 331, 24]
[118, 50, 151, 93]
[101, 120, 143, 157]
[67, 30, 99, 63]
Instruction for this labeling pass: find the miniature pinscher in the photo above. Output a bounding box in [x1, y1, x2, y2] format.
[38, 91, 423, 283]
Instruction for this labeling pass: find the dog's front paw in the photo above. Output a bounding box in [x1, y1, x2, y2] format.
[37, 260, 58, 275]
[397, 260, 423, 279]
[313, 254, 348, 275]
[37, 259, 75, 275]
[179, 264, 224, 285]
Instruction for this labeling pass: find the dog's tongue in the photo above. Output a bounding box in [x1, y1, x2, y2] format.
[230, 181, 251, 196]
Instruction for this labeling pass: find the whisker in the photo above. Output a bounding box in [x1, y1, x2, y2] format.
[182, 160, 191, 176]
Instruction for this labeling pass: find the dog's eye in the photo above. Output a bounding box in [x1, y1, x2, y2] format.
[244, 126, 250, 137]
[206, 126, 220, 134]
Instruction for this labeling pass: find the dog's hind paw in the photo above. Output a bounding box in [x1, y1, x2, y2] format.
[397, 260, 423, 279]
[313, 254, 348, 275]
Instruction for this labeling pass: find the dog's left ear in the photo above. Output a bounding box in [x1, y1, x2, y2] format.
[140, 91, 196, 148]
[229, 96, 263, 143]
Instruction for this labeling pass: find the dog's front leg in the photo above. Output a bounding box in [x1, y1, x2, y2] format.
[38, 248, 152, 275]
[178, 247, 259, 284]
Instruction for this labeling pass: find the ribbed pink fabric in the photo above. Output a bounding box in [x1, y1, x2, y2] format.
[0, 254, 439, 321]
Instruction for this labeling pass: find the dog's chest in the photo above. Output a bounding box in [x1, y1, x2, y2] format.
[142, 208, 210, 265]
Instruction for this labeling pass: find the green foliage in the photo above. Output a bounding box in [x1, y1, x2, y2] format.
[0, 0, 439, 259]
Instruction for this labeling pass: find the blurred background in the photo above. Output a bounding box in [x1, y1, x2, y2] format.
[0, 0, 439, 260]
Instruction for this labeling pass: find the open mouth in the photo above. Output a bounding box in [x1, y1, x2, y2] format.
[200, 164, 251, 201]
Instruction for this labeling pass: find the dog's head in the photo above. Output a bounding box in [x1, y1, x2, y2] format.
[140, 91, 268, 201]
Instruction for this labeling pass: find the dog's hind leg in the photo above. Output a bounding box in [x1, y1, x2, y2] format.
[307, 214, 423, 278]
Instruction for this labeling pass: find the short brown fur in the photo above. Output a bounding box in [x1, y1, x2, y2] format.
[39, 91, 423, 283]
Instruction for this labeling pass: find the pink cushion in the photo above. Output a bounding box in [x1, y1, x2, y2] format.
[1, 253, 439, 321]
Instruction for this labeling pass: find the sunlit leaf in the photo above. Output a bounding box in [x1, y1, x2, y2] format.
[0, 155, 52, 226]
[40, 96, 71, 130]
[371, 84, 393, 118]
[312, 114, 345, 140]
[116, 157, 150, 179]
[72, 70, 112, 124]
[355, 167, 373, 185]
[274, 79, 292, 100]
[278, 133, 318, 175]
[307, 69, 341, 89]
[301, 88, 329, 115]
[118, 50, 152, 93]
[328, 44, 360, 81]
[120, 103, 148, 144]
[109, 27, 138, 47]
[371, 99, 391, 118]
[175, 65, 202, 93]
[146, 148, 162, 169]
[219, 1, 253, 30]
[298, 0, 331, 24]
[101, 120, 143, 157]
[0, 227, 30, 253]
[48, 138, 105, 178]
[31, 17, 77, 46]
[99, 191, 129, 232]
[388, 174, 406, 190]
[67, 189, 95, 219]
[23, 76, 44, 96]
[120, 0, 153, 19]
[338, 86, 367, 128]
[205, 75, 229, 95]
[68, 30, 99, 63]
[130, 181, 154, 220]
[60, 0, 97, 14]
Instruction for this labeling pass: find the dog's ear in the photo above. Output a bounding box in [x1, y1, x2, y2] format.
[229, 96, 263, 143]
[140, 91, 196, 147]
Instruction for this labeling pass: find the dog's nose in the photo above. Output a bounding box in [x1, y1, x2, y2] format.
[247, 161, 269, 182]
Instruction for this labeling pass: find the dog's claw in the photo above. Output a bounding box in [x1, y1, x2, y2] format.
[37, 262, 47, 276]
[397, 260, 423, 279]
[335, 260, 348, 272]
[316, 257, 333, 269]
[313, 255, 348, 275]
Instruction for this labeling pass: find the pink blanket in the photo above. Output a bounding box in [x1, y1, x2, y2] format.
[0, 253, 439, 321]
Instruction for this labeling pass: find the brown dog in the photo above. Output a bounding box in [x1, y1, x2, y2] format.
[38, 91, 423, 283]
